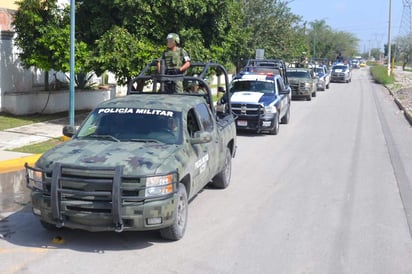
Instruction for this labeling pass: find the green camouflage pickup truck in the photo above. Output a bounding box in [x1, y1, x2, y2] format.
[25, 62, 237, 240]
[286, 68, 318, 101]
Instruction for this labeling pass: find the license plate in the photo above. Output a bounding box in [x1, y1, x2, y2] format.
[237, 120, 247, 127]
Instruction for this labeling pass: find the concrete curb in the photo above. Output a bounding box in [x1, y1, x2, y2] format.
[0, 154, 41, 174]
[394, 97, 412, 126]
[385, 85, 412, 127]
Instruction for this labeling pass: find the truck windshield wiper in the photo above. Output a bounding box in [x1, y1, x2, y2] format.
[129, 138, 163, 143]
[83, 134, 120, 142]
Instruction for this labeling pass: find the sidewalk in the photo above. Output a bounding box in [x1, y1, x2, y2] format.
[0, 114, 88, 173]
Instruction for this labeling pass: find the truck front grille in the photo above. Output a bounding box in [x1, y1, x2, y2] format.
[231, 103, 264, 116]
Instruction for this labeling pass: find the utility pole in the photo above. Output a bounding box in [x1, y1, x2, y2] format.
[387, 0, 392, 76]
[69, 0, 75, 126]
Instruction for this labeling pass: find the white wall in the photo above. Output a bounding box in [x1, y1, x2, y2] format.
[3, 86, 116, 115]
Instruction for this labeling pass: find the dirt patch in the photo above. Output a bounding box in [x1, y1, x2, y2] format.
[389, 68, 412, 114]
[395, 87, 412, 112]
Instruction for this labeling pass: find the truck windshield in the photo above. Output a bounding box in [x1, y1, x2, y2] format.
[333, 66, 348, 71]
[230, 80, 274, 94]
[76, 108, 183, 145]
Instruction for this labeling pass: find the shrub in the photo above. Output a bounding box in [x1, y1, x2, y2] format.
[370, 65, 394, 85]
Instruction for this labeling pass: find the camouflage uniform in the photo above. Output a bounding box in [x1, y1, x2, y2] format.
[161, 47, 190, 92]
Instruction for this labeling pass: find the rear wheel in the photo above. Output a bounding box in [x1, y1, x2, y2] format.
[210, 148, 232, 189]
[159, 183, 188, 241]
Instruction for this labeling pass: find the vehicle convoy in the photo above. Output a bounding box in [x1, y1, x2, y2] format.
[331, 63, 352, 83]
[286, 68, 318, 101]
[243, 59, 289, 85]
[25, 62, 237, 241]
[314, 65, 331, 91]
[229, 61, 291, 135]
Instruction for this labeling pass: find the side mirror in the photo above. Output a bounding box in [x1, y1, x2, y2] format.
[190, 131, 212, 144]
[279, 88, 290, 95]
[63, 125, 76, 137]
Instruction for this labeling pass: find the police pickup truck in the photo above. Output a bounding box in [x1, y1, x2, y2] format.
[229, 69, 291, 135]
[314, 64, 331, 91]
[25, 62, 237, 241]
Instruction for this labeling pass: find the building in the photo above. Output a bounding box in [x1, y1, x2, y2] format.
[1, 0, 47, 113]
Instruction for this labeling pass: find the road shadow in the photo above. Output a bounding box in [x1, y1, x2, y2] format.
[0, 205, 183, 252]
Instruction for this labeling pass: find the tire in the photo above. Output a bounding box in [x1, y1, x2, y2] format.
[268, 114, 280, 135]
[40, 220, 60, 231]
[210, 148, 232, 189]
[159, 183, 188, 241]
[307, 95, 312, 101]
[281, 105, 290, 124]
[312, 91, 317, 97]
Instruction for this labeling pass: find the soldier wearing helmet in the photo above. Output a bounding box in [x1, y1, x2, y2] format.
[157, 33, 191, 92]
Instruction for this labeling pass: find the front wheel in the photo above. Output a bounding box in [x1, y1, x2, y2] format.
[210, 148, 232, 189]
[159, 183, 188, 241]
[281, 105, 290, 124]
[268, 114, 280, 135]
[40, 220, 60, 231]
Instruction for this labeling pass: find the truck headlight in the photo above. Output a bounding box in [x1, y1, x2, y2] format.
[25, 164, 44, 191]
[145, 174, 175, 197]
[264, 105, 277, 114]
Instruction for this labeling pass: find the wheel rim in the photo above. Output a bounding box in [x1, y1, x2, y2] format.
[223, 150, 231, 182]
[176, 191, 187, 229]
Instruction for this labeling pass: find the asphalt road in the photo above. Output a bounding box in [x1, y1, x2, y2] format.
[1, 67, 412, 274]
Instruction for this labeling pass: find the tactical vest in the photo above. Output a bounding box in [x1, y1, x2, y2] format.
[163, 48, 184, 69]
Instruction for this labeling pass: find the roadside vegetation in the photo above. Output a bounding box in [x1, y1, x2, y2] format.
[0, 112, 69, 130]
[8, 138, 65, 154]
[369, 64, 395, 85]
[13, 0, 360, 89]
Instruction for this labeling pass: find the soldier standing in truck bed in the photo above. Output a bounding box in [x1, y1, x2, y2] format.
[157, 33, 191, 92]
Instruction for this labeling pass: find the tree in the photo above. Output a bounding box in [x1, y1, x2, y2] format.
[13, 0, 60, 90]
[395, 35, 412, 70]
[76, 0, 231, 84]
[306, 19, 359, 62]
[13, 0, 92, 90]
[92, 26, 158, 86]
[240, 0, 306, 61]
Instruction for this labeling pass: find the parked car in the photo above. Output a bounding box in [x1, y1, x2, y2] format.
[330, 63, 352, 83]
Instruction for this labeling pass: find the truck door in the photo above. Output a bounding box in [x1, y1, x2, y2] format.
[187, 103, 218, 192]
[276, 77, 286, 117]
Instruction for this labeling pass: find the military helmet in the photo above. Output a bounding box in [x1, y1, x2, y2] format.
[167, 33, 180, 44]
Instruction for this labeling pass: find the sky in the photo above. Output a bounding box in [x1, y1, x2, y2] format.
[288, 0, 405, 53]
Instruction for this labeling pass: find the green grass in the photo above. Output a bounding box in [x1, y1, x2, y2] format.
[8, 137, 65, 154]
[0, 112, 64, 130]
[0, 110, 89, 130]
[370, 65, 394, 85]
